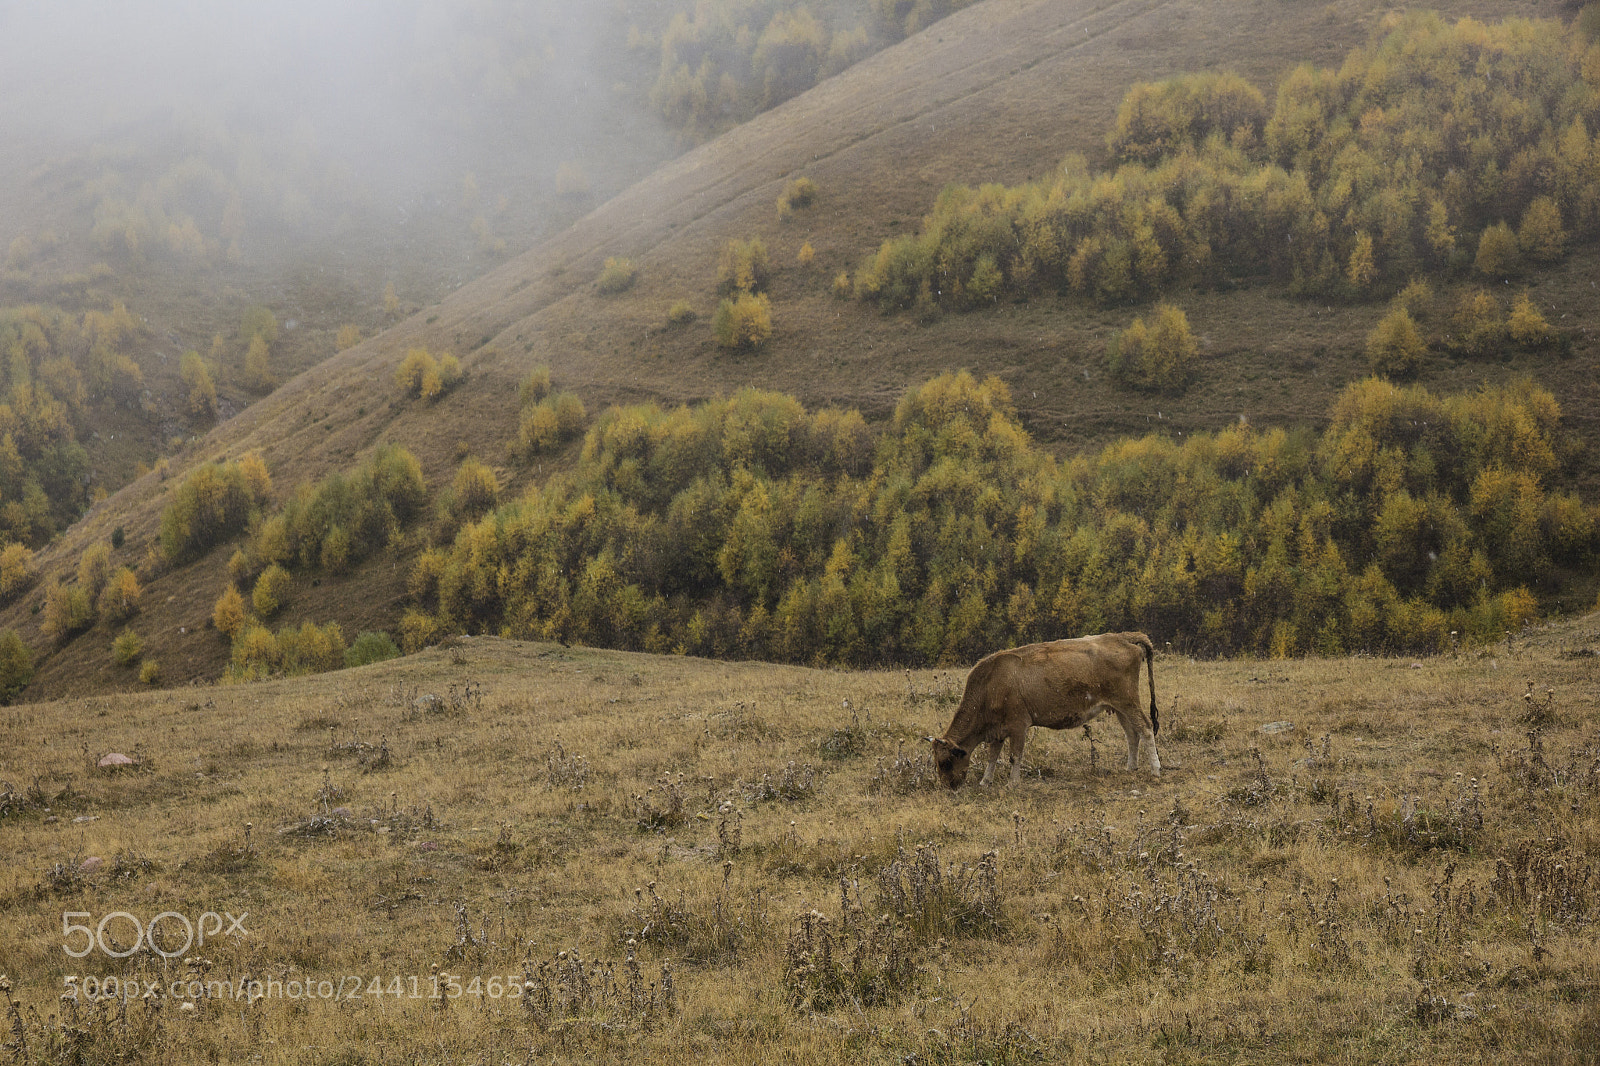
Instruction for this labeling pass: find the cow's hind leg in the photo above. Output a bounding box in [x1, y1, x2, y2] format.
[977, 738, 1005, 787]
[1117, 712, 1141, 771]
[1116, 709, 1161, 777]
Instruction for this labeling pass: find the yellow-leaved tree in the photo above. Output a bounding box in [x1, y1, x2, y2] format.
[1107, 304, 1199, 391]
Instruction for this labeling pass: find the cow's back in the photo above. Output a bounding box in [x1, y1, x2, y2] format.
[1012, 633, 1148, 728]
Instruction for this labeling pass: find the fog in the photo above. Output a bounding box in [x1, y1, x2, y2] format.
[0, 1, 674, 248]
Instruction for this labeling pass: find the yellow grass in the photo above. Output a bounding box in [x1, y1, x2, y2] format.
[2, 617, 1599, 1063]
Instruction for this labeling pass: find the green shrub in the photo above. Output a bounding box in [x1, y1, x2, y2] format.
[213, 585, 246, 637]
[1474, 222, 1520, 278]
[554, 392, 587, 437]
[1391, 279, 1435, 323]
[253, 564, 292, 618]
[519, 366, 552, 405]
[777, 176, 817, 218]
[1107, 304, 1198, 390]
[0, 630, 34, 701]
[1580, 2, 1600, 39]
[243, 443, 427, 576]
[97, 566, 142, 624]
[717, 239, 770, 295]
[452, 457, 500, 516]
[520, 393, 587, 456]
[1519, 196, 1565, 263]
[667, 301, 698, 326]
[1366, 308, 1427, 379]
[159, 458, 272, 563]
[1507, 292, 1554, 348]
[345, 630, 401, 668]
[42, 582, 94, 643]
[319, 525, 352, 573]
[597, 257, 638, 294]
[181, 350, 218, 419]
[0, 542, 35, 604]
[138, 659, 161, 685]
[1452, 291, 1505, 357]
[240, 304, 279, 346]
[1107, 70, 1268, 163]
[395, 347, 461, 401]
[712, 292, 774, 350]
[112, 628, 144, 666]
[76, 542, 112, 599]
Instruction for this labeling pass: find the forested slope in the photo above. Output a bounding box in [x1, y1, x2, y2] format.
[2, 0, 1592, 699]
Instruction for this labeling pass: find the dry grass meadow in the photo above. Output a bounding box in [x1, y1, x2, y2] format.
[3, 615, 1600, 1064]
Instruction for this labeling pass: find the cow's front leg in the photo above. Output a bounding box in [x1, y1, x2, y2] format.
[977, 738, 1005, 786]
[1006, 727, 1029, 786]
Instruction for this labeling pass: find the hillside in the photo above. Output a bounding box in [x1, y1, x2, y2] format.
[2, 0, 1593, 698]
[2, 618, 1598, 1062]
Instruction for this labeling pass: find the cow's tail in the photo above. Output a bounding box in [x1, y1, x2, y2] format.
[1131, 633, 1159, 736]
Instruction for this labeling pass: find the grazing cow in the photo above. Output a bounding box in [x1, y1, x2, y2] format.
[931, 632, 1160, 788]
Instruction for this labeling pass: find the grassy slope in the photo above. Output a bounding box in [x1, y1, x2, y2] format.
[1, 617, 1598, 1062]
[1, 0, 1588, 699]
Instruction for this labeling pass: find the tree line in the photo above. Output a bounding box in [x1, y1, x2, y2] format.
[403, 372, 1591, 664]
[852, 14, 1600, 311]
[648, 0, 974, 142]
[0, 304, 145, 547]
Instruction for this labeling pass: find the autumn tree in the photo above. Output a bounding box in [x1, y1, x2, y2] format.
[1108, 304, 1199, 391]
[717, 238, 771, 295]
[713, 292, 774, 350]
[452, 457, 500, 517]
[394, 348, 461, 401]
[1366, 307, 1427, 379]
[244, 335, 274, 393]
[213, 584, 246, 637]
[0, 630, 32, 701]
[597, 257, 638, 294]
[1518, 196, 1566, 263]
[181, 350, 218, 419]
[97, 567, 141, 624]
[1474, 222, 1520, 278]
[1507, 291, 1554, 348]
[253, 563, 292, 618]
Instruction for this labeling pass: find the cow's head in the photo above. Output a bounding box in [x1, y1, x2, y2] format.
[931, 737, 971, 789]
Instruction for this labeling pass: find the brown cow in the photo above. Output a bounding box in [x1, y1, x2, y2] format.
[931, 632, 1160, 787]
